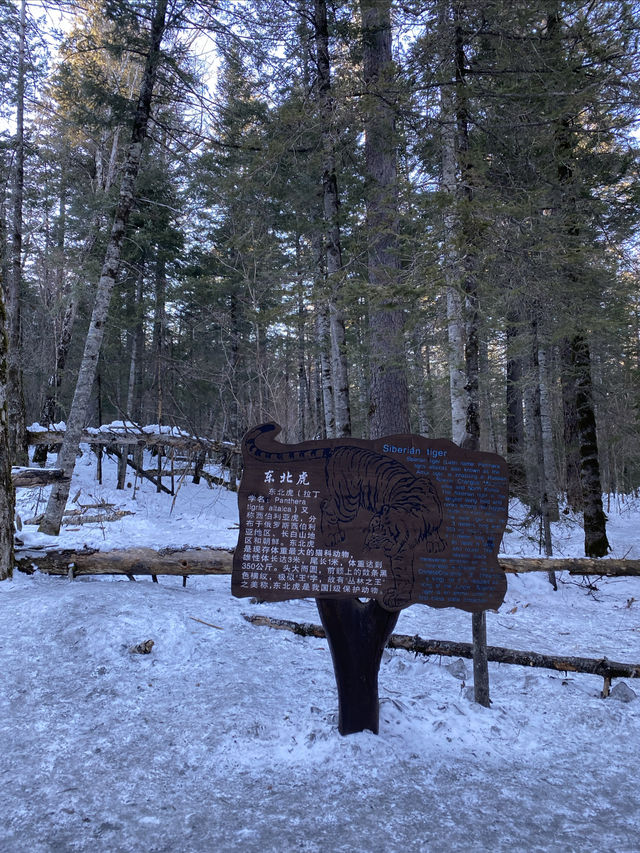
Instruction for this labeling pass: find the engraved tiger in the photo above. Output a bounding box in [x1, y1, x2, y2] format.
[244, 423, 446, 610]
[320, 446, 445, 609]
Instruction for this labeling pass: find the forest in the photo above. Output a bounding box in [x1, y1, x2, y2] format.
[1, 0, 639, 570]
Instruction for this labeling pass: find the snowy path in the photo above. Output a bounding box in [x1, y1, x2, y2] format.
[2, 571, 639, 852]
[2, 453, 639, 851]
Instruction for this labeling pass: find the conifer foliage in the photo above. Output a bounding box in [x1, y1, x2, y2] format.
[0, 0, 639, 555]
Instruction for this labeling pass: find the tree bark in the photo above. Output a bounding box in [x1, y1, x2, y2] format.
[441, 26, 467, 442]
[6, 0, 28, 466]
[560, 336, 583, 510]
[314, 0, 351, 439]
[316, 304, 335, 438]
[38, 0, 169, 536]
[440, 4, 489, 707]
[506, 311, 526, 496]
[126, 260, 145, 419]
[12, 467, 66, 487]
[571, 333, 609, 557]
[32, 297, 76, 465]
[361, 0, 410, 439]
[0, 281, 15, 580]
[537, 343, 559, 521]
[16, 546, 233, 577]
[315, 0, 408, 736]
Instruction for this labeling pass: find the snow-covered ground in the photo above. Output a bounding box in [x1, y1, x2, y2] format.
[2, 447, 639, 852]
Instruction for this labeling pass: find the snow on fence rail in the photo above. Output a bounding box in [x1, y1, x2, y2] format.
[26, 423, 240, 454]
[24, 423, 241, 495]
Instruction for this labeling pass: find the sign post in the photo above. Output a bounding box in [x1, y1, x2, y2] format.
[232, 423, 509, 731]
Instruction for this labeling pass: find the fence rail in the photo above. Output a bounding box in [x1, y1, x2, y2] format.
[14, 547, 640, 579]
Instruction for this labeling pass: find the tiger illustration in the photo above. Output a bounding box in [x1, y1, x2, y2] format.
[243, 423, 446, 610]
[320, 446, 445, 608]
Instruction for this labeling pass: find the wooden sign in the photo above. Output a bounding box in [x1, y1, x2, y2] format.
[232, 423, 509, 612]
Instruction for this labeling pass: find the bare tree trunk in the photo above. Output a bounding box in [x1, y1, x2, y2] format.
[0, 235, 15, 580]
[314, 0, 351, 439]
[33, 297, 75, 465]
[447, 287, 467, 443]
[537, 343, 559, 521]
[6, 0, 28, 466]
[126, 260, 145, 418]
[479, 337, 496, 453]
[561, 336, 583, 510]
[39, 0, 168, 536]
[152, 252, 167, 424]
[440, 4, 488, 706]
[506, 310, 526, 496]
[361, 0, 410, 439]
[293, 234, 310, 443]
[312, 225, 335, 438]
[523, 351, 542, 515]
[317, 0, 407, 738]
[571, 332, 609, 557]
[316, 305, 334, 438]
[412, 325, 432, 437]
[528, 323, 555, 586]
[441, 45, 466, 441]
[296, 287, 308, 443]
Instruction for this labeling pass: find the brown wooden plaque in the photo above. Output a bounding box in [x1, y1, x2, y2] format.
[232, 423, 508, 612]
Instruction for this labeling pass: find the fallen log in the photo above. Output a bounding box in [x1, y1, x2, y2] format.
[11, 467, 67, 488]
[12, 546, 640, 579]
[243, 614, 640, 688]
[23, 510, 135, 526]
[15, 546, 234, 577]
[499, 557, 640, 577]
[137, 467, 237, 492]
[63, 510, 135, 525]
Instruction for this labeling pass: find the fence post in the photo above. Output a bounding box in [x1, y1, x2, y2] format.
[472, 610, 490, 706]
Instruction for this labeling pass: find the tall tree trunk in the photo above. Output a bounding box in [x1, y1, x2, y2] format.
[312, 226, 334, 438]
[317, 0, 408, 736]
[32, 298, 76, 465]
[560, 336, 582, 510]
[547, 7, 606, 546]
[528, 321, 555, 584]
[126, 260, 145, 419]
[152, 252, 167, 425]
[314, 0, 351, 439]
[39, 0, 168, 536]
[294, 234, 308, 443]
[440, 4, 488, 706]
[34, 171, 71, 465]
[479, 337, 496, 453]
[316, 305, 334, 438]
[412, 325, 432, 437]
[441, 6, 479, 452]
[6, 0, 28, 466]
[441, 47, 466, 441]
[571, 333, 609, 557]
[0, 228, 15, 580]
[506, 310, 526, 497]
[537, 343, 559, 521]
[361, 0, 409, 439]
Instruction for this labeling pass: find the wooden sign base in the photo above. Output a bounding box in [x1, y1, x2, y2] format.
[316, 597, 399, 735]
